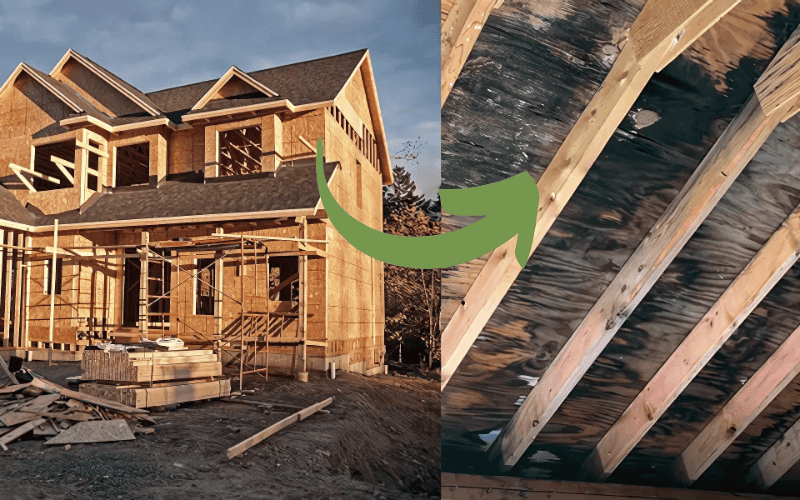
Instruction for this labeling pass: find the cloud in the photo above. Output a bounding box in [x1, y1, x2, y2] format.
[0, 0, 78, 45]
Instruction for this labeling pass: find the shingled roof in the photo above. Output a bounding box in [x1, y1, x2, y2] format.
[146, 49, 367, 123]
[30, 160, 337, 228]
[0, 185, 36, 226]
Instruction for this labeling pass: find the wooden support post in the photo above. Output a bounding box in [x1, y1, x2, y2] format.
[139, 231, 149, 338]
[48, 220, 58, 366]
[748, 417, 800, 490]
[12, 232, 23, 352]
[3, 230, 12, 347]
[677, 322, 800, 485]
[300, 217, 308, 378]
[440, 0, 736, 391]
[0, 229, 5, 347]
[239, 235, 245, 393]
[487, 91, 788, 470]
[23, 234, 31, 350]
[583, 203, 800, 481]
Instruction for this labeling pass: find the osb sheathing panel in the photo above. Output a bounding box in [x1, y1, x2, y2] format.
[343, 65, 375, 137]
[109, 126, 168, 185]
[0, 73, 71, 180]
[168, 127, 204, 175]
[16, 188, 81, 216]
[55, 59, 142, 118]
[281, 109, 325, 160]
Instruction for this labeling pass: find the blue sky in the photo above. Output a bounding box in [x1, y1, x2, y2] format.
[0, 0, 441, 197]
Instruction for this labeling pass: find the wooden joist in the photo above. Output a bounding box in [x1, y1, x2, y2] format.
[9, 163, 60, 192]
[440, 0, 733, 391]
[75, 140, 109, 158]
[748, 417, 800, 490]
[50, 155, 74, 184]
[677, 322, 800, 485]
[441, 0, 504, 106]
[80, 379, 232, 409]
[755, 26, 800, 116]
[226, 397, 333, 459]
[487, 85, 796, 469]
[582, 203, 800, 481]
[82, 349, 221, 383]
[29, 377, 148, 415]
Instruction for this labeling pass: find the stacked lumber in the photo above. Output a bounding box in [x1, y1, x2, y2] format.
[80, 348, 231, 409]
[0, 377, 152, 451]
[81, 379, 231, 409]
[82, 349, 221, 383]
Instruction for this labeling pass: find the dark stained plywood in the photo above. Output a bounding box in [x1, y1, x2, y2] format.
[441, 0, 800, 494]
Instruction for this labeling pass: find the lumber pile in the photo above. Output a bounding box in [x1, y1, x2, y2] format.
[0, 377, 151, 451]
[80, 347, 231, 409]
[82, 349, 222, 382]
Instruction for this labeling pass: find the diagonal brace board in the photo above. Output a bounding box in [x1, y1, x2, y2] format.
[487, 88, 793, 469]
[582, 200, 800, 481]
[441, 0, 736, 390]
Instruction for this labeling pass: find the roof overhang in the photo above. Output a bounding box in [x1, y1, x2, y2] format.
[182, 99, 331, 123]
[60, 115, 178, 133]
[0, 63, 84, 114]
[50, 49, 161, 116]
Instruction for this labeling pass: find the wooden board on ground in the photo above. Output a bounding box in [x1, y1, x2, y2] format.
[227, 397, 333, 459]
[45, 420, 135, 445]
[30, 377, 148, 414]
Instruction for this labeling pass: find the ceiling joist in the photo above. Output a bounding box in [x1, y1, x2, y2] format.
[441, 0, 737, 391]
[748, 417, 800, 490]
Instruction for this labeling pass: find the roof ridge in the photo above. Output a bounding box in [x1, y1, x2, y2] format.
[145, 48, 368, 97]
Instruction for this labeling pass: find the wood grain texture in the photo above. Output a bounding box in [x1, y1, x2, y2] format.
[441, 1, 800, 493]
[442, 0, 715, 390]
[489, 92, 782, 469]
[755, 25, 800, 115]
[582, 200, 800, 481]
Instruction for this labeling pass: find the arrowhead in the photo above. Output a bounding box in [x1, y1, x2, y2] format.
[441, 172, 539, 267]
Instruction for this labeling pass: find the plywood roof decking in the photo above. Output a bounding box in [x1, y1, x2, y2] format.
[25, 161, 337, 227]
[0, 185, 36, 226]
[441, 0, 800, 495]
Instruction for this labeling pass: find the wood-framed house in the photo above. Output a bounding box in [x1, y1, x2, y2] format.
[0, 48, 392, 377]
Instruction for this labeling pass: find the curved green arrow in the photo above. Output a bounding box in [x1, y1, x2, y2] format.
[315, 139, 538, 269]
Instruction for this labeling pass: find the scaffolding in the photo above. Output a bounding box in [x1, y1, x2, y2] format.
[0, 222, 327, 389]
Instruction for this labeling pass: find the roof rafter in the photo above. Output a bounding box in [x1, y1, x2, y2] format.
[441, 0, 737, 391]
[748, 417, 800, 490]
[484, 21, 800, 470]
[582, 199, 800, 481]
[677, 321, 800, 485]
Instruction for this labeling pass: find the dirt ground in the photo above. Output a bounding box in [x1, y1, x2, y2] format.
[0, 362, 441, 500]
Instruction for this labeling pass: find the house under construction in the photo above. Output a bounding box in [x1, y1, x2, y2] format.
[0, 48, 392, 379]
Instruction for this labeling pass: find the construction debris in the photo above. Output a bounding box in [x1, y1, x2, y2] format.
[0, 377, 153, 452]
[227, 397, 333, 459]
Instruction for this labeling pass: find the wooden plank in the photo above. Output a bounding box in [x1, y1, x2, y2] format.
[50, 155, 74, 184]
[0, 417, 46, 447]
[128, 379, 231, 408]
[0, 356, 17, 385]
[487, 92, 786, 469]
[755, 26, 800, 116]
[48, 219, 58, 365]
[45, 420, 135, 445]
[226, 397, 333, 459]
[75, 140, 109, 158]
[441, 0, 504, 106]
[298, 135, 315, 153]
[441, 473, 788, 500]
[30, 377, 148, 414]
[10, 163, 60, 185]
[677, 323, 800, 485]
[126, 350, 213, 359]
[0, 383, 30, 394]
[0, 393, 60, 426]
[748, 417, 800, 490]
[655, 0, 740, 72]
[18, 409, 93, 422]
[582, 203, 800, 480]
[440, 0, 730, 391]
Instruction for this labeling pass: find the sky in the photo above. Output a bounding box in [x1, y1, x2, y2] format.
[0, 0, 441, 197]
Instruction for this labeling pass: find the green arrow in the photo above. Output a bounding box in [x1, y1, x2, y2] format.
[315, 139, 538, 269]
